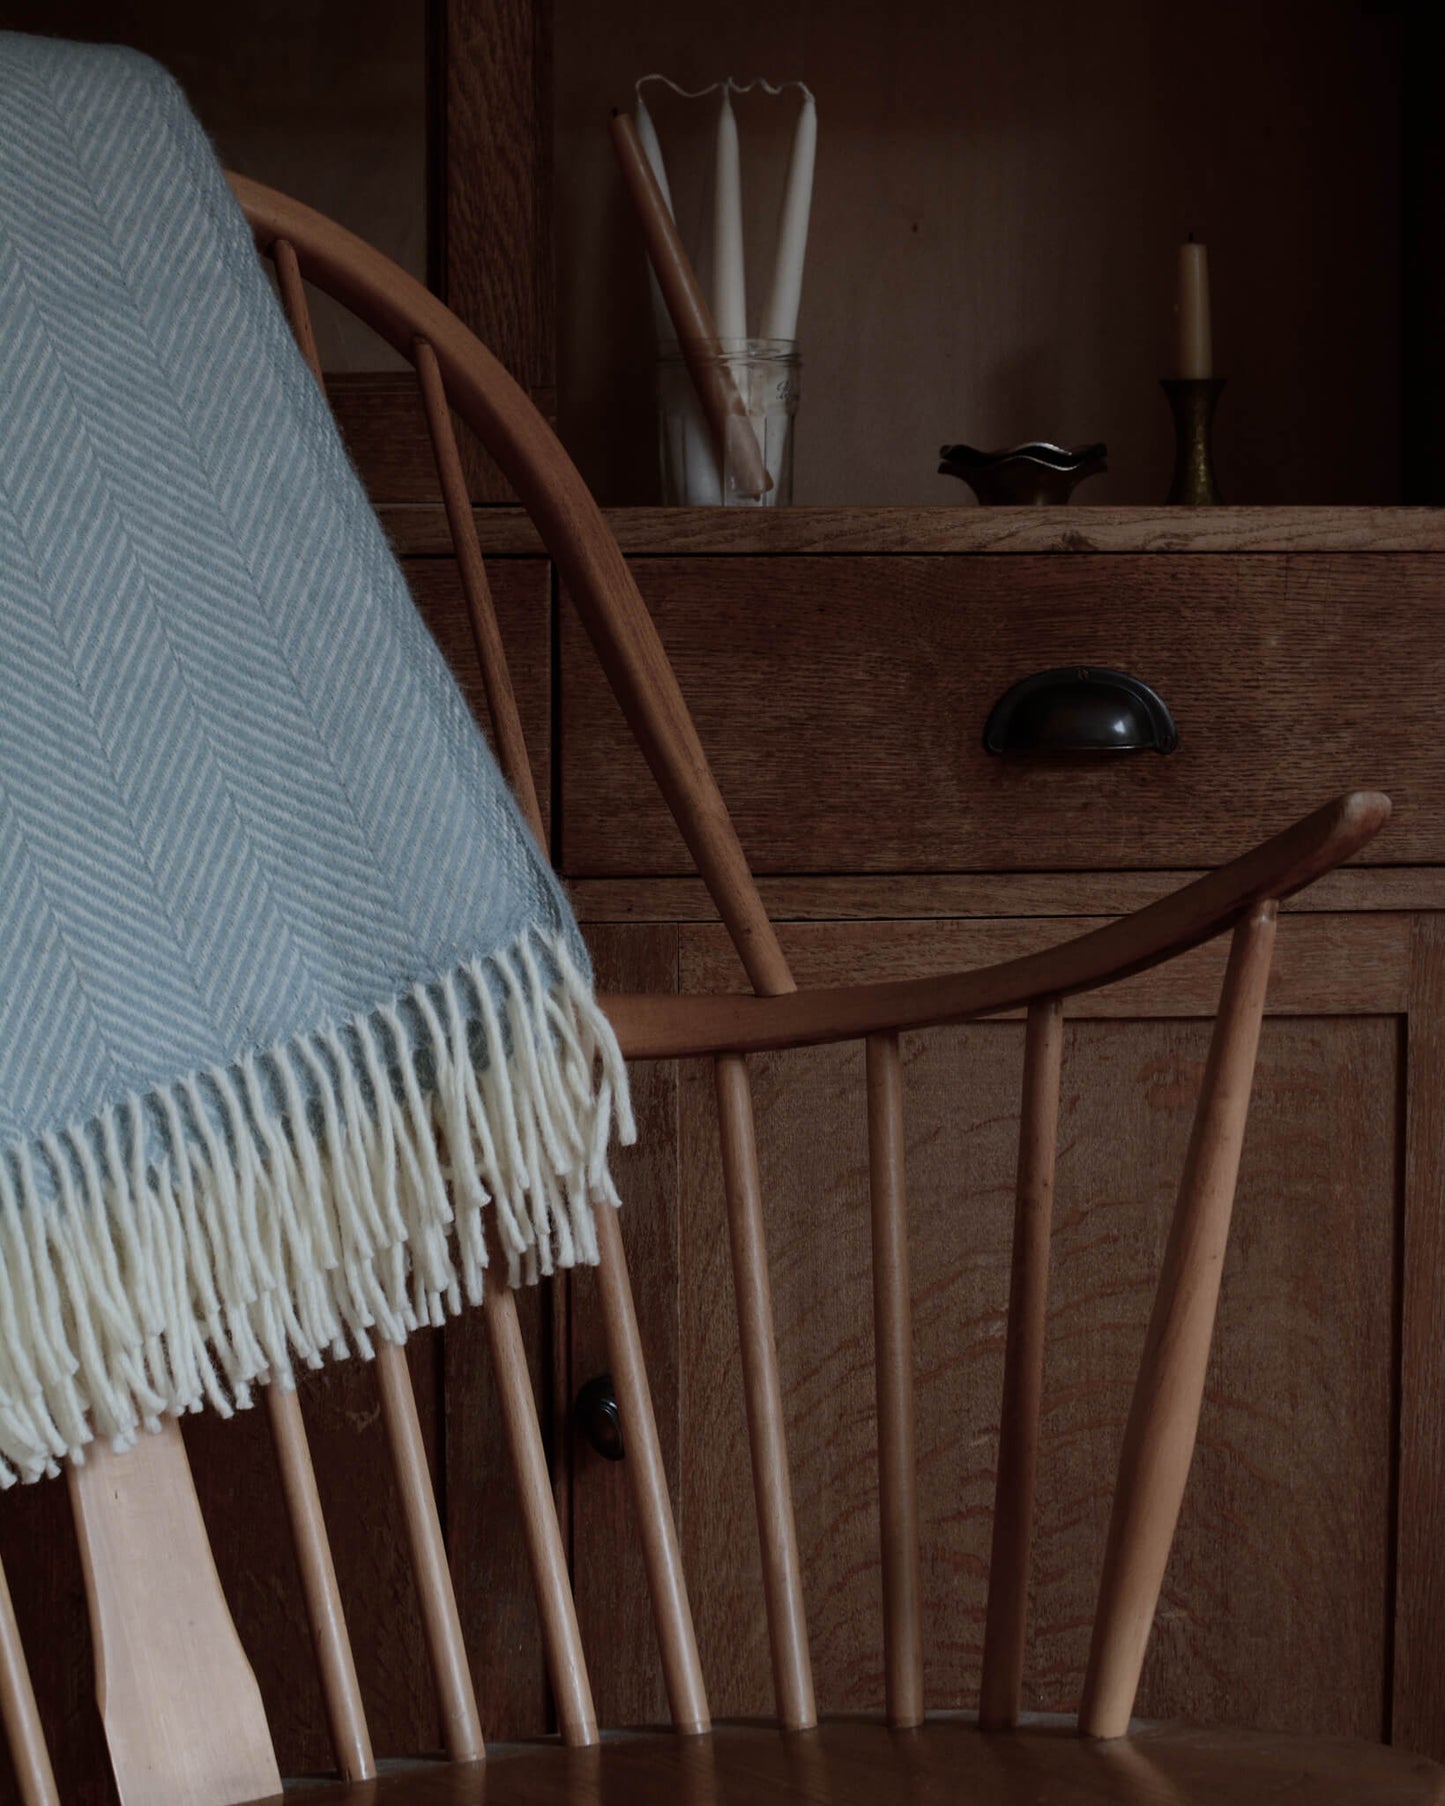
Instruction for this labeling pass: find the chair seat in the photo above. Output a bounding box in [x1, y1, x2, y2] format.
[277, 1716, 1445, 1804]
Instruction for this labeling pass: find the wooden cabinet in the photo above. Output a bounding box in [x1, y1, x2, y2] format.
[571, 896, 1426, 1744]
[6, 0, 1445, 1779]
[526, 505, 1445, 1755]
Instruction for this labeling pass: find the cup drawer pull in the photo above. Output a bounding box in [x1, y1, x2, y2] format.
[983, 667, 1179, 756]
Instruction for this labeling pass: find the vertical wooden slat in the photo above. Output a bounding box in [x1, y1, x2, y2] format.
[980, 995, 1064, 1730]
[593, 1200, 711, 1733]
[714, 1051, 816, 1731]
[69, 1424, 281, 1806]
[273, 251, 483, 1765]
[264, 1387, 375, 1781]
[272, 239, 324, 385]
[414, 336, 545, 838]
[1080, 903, 1278, 1739]
[0, 1556, 58, 1806]
[374, 1343, 484, 1762]
[864, 1030, 924, 1729]
[415, 333, 707, 1736]
[443, 0, 555, 444]
[481, 1265, 598, 1748]
[1391, 915, 1445, 1756]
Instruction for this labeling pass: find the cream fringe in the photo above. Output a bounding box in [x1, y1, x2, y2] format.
[0, 928, 633, 1485]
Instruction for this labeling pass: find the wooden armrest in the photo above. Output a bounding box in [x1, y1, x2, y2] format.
[602, 791, 1390, 1059]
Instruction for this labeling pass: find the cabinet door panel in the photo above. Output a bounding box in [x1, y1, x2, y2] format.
[612, 918, 1404, 1741]
[672, 1014, 1397, 1733]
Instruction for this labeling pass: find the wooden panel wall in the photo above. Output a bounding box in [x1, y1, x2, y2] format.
[553, 0, 1403, 507]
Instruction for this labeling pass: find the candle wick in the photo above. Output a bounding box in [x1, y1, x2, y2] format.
[1187, 231, 1196, 242]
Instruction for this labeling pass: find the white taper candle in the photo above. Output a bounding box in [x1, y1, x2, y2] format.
[761, 87, 816, 343]
[712, 85, 747, 341]
[634, 94, 674, 337]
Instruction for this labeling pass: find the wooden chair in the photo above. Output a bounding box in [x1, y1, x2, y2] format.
[0, 175, 1435, 1805]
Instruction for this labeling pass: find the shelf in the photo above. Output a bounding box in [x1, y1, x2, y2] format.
[380, 503, 1445, 560]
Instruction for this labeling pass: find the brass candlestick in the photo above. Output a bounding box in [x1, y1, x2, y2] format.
[1161, 376, 1225, 505]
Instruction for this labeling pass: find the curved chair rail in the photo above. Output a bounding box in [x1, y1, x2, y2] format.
[604, 790, 1390, 1058]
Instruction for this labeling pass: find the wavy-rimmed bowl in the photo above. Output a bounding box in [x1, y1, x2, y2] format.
[938, 440, 1108, 505]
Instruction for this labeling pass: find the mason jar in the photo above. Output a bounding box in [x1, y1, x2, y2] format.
[657, 337, 800, 506]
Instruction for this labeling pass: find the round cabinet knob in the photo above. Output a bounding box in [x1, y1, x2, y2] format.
[574, 1373, 624, 1461]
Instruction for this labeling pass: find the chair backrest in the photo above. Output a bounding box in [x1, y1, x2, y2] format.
[0, 178, 1386, 1806]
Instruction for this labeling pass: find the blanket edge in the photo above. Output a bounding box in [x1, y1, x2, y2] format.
[0, 925, 632, 1484]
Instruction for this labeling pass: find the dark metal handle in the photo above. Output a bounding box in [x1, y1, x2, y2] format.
[983, 667, 1178, 755]
[574, 1373, 624, 1460]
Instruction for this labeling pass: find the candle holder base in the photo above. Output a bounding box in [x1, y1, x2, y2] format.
[1161, 377, 1225, 505]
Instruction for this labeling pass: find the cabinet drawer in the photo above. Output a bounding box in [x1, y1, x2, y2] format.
[560, 554, 1444, 874]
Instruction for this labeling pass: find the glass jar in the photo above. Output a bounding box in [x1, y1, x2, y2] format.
[657, 338, 800, 506]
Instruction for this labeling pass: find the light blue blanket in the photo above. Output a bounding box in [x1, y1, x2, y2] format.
[0, 33, 631, 1482]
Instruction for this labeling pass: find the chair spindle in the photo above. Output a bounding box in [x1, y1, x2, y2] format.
[1080, 902, 1278, 1739]
[980, 995, 1065, 1730]
[374, 1344, 485, 1762]
[417, 334, 704, 1739]
[264, 1386, 375, 1781]
[593, 1202, 711, 1734]
[865, 1030, 925, 1729]
[714, 1052, 816, 1731]
[414, 338, 545, 841]
[274, 257, 485, 1764]
[481, 1263, 598, 1747]
[0, 1556, 58, 1806]
[272, 239, 324, 386]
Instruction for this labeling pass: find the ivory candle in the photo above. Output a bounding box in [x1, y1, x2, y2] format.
[712, 86, 747, 341]
[634, 93, 675, 340]
[761, 86, 816, 343]
[1176, 239, 1212, 379]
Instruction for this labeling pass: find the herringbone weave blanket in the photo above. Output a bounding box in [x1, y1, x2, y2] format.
[0, 33, 632, 1483]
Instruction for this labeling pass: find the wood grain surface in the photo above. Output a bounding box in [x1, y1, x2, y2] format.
[560, 556, 1443, 875]
[442, 0, 553, 500]
[666, 1003, 1397, 1736]
[1393, 917, 1445, 1756]
[378, 504, 1445, 560]
[271, 1714, 1445, 1805]
[570, 867, 1445, 924]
